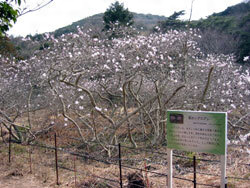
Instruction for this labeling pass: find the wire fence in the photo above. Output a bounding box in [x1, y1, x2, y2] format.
[2, 131, 250, 188]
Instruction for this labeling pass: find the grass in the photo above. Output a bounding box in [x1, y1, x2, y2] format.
[0, 108, 249, 188]
[1, 139, 250, 187]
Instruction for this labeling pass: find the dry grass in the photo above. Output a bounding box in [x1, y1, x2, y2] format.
[0, 140, 250, 187]
[0, 109, 249, 188]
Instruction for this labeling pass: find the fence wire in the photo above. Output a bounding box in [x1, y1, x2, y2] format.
[58, 135, 250, 167]
[26, 140, 250, 181]
[4, 138, 250, 188]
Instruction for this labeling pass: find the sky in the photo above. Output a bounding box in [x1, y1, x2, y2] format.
[7, 0, 244, 37]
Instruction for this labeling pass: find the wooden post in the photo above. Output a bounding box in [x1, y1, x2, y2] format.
[167, 149, 173, 188]
[54, 133, 59, 185]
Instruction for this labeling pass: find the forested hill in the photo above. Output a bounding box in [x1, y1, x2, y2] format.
[191, 1, 250, 63]
[51, 1, 250, 39]
[10, 1, 250, 63]
[52, 13, 167, 38]
[193, 1, 250, 33]
[42, 1, 250, 63]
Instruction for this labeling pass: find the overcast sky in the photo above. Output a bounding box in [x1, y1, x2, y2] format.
[7, 0, 243, 37]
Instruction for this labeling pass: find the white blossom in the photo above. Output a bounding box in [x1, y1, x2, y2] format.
[239, 133, 250, 142]
[230, 104, 236, 109]
[243, 56, 249, 61]
[95, 106, 102, 111]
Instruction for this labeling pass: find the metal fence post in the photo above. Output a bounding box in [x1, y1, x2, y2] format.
[74, 156, 77, 187]
[54, 133, 59, 185]
[29, 146, 32, 173]
[193, 155, 196, 188]
[8, 126, 12, 163]
[118, 143, 123, 188]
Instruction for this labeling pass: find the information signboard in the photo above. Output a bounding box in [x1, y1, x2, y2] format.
[166, 110, 227, 188]
[167, 110, 227, 155]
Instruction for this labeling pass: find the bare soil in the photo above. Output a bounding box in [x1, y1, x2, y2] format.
[0, 158, 45, 188]
[0, 111, 249, 188]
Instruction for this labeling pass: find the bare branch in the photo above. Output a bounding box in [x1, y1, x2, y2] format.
[19, 0, 54, 17]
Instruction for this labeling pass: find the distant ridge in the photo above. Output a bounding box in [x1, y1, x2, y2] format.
[53, 13, 167, 37]
[11, 1, 250, 64]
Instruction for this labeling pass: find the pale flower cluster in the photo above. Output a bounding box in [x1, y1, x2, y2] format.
[0, 27, 249, 145]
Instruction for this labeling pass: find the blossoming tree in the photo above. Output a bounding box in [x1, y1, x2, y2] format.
[0, 26, 249, 155]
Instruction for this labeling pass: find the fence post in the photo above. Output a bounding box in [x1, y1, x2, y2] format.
[0, 126, 2, 139]
[144, 161, 150, 187]
[8, 126, 12, 163]
[54, 133, 59, 185]
[29, 146, 32, 173]
[193, 155, 196, 188]
[118, 143, 123, 188]
[167, 149, 173, 188]
[221, 154, 227, 188]
[74, 156, 77, 187]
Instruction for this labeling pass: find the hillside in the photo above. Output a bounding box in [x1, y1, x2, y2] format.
[194, 1, 250, 32]
[52, 13, 167, 38]
[9, 13, 167, 58]
[52, 1, 250, 41]
[6, 1, 250, 64]
[192, 1, 250, 63]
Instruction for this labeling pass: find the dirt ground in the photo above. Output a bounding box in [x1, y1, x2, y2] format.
[0, 163, 45, 188]
[0, 173, 45, 188]
[0, 133, 249, 188]
[0, 143, 52, 188]
[0, 162, 74, 188]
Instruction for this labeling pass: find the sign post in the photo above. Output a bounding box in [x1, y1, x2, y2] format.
[221, 155, 227, 188]
[166, 110, 227, 188]
[167, 148, 172, 188]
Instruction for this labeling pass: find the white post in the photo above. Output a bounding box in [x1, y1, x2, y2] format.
[221, 113, 228, 188]
[167, 149, 173, 188]
[220, 154, 227, 188]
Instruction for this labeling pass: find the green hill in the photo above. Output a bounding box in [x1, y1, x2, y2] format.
[154, 1, 250, 63]
[52, 13, 167, 38]
[8, 1, 250, 64]
[9, 13, 166, 58]
[193, 1, 250, 33]
[192, 1, 250, 63]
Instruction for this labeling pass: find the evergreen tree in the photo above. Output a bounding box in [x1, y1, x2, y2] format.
[156, 10, 186, 32]
[103, 1, 134, 31]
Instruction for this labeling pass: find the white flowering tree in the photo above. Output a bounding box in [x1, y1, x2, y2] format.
[0, 48, 57, 143]
[1, 27, 249, 155]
